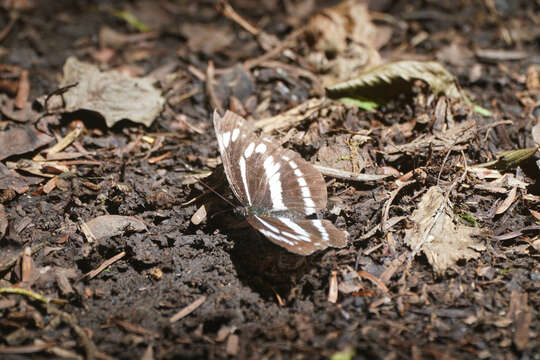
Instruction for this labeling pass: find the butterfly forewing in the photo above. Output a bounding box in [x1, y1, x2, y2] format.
[214, 110, 260, 207]
[247, 215, 347, 255]
[214, 111, 327, 215]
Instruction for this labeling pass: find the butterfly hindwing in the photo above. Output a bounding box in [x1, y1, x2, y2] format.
[247, 215, 348, 255]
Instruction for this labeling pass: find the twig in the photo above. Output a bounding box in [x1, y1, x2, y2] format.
[357, 270, 389, 293]
[47, 304, 98, 360]
[381, 180, 415, 233]
[218, 0, 259, 35]
[379, 253, 407, 284]
[0, 287, 66, 306]
[170, 295, 207, 323]
[243, 27, 306, 70]
[254, 98, 325, 132]
[80, 251, 126, 281]
[44, 127, 84, 155]
[0, 12, 18, 43]
[259, 60, 324, 95]
[0, 342, 56, 355]
[205, 61, 223, 112]
[314, 165, 392, 183]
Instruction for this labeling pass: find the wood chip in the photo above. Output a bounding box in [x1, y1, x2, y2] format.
[42, 176, 58, 194]
[45, 127, 83, 155]
[15, 69, 29, 109]
[328, 270, 338, 303]
[0, 204, 7, 239]
[226, 334, 239, 356]
[21, 246, 33, 283]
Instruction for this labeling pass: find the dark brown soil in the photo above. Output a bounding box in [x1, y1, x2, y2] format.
[0, 1, 538, 359]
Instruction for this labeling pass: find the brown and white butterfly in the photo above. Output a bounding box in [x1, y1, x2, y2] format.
[213, 110, 348, 255]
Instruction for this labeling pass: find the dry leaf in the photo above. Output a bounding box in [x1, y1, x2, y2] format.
[83, 215, 147, 239]
[41, 57, 164, 128]
[405, 186, 485, 274]
[326, 61, 463, 104]
[495, 186, 518, 215]
[180, 23, 235, 55]
[304, 0, 385, 84]
[0, 126, 53, 161]
[306, 0, 379, 54]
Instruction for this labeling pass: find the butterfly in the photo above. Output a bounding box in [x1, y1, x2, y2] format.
[213, 110, 348, 255]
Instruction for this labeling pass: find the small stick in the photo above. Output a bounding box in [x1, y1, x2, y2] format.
[80, 251, 126, 281]
[170, 295, 206, 323]
[205, 61, 223, 112]
[315, 165, 392, 183]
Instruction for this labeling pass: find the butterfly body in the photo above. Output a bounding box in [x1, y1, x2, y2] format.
[213, 110, 348, 255]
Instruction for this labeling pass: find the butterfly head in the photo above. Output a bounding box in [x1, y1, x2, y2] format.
[233, 205, 269, 218]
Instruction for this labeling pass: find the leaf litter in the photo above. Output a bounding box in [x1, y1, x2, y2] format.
[0, 0, 538, 359]
[404, 186, 485, 275]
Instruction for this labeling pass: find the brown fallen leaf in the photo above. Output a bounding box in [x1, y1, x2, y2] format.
[180, 23, 234, 55]
[0, 126, 53, 161]
[40, 57, 164, 128]
[405, 186, 485, 274]
[304, 0, 384, 84]
[495, 186, 518, 215]
[306, 0, 379, 54]
[0, 162, 37, 193]
[6, 159, 69, 178]
[82, 215, 147, 240]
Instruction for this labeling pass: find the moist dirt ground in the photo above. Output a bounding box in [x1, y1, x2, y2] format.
[0, 0, 539, 359]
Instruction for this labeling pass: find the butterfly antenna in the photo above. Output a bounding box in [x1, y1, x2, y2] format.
[196, 178, 237, 209]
